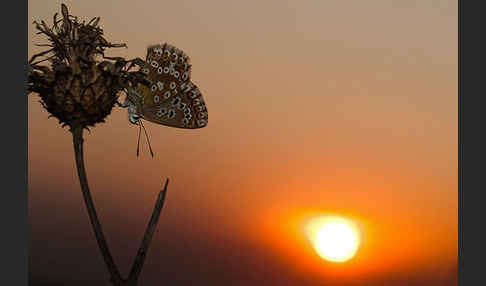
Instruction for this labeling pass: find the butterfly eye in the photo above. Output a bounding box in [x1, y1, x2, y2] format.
[168, 109, 176, 119]
[192, 98, 201, 106]
[195, 105, 204, 112]
[164, 91, 171, 99]
[172, 53, 178, 61]
[157, 81, 164, 91]
[142, 68, 150, 74]
[169, 82, 176, 90]
[182, 72, 188, 81]
[165, 50, 171, 57]
[151, 85, 157, 92]
[163, 67, 169, 74]
[184, 113, 191, 120]
[183, 118, 189, 125]
[172, 97, 181, 106]
[160, 108, 167, 115]
[174, 71, 180, 78]
[151, 61, 159, 68]
[178, 102, 186, 110]
[157, 67, 163, 74]
[154, 95, 160, 103]
[156, 110, 163, 117]
[184, 107, 191, 114]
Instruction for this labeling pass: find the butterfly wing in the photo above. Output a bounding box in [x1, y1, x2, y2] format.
[137, 43, 208, 129]
[140, 82, 208, 129]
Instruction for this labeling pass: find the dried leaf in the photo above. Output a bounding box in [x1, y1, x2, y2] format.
[61, 4, 69, 20]
[88, 16, 100, 27]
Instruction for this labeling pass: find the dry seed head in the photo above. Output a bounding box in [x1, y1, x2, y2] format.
[28, 4, 147, 130]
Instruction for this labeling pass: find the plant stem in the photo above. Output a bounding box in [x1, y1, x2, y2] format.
[71, 126, 169, 286]
[72, 126, 124, 285]
[128, 179, 169, 285]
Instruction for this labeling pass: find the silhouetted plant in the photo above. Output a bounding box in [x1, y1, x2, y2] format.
[28, 4, 168, 286]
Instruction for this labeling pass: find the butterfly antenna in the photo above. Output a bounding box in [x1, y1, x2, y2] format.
[139, 120, 155, 157]
[136, 121, 142, 157]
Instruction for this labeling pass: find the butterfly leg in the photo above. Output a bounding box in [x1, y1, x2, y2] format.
[124, 57, 145, 71]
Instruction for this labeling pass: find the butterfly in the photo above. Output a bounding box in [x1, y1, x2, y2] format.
[121, 43, 208, 156]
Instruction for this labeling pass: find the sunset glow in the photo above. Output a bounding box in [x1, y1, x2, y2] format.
[28, 1, 457, 285]
[307, 216, 360, 262]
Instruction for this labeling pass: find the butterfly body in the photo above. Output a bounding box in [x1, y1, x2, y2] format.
[125, 43, 208, 129]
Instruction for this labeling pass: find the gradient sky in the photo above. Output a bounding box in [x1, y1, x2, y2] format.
[28, 1, 457, 285]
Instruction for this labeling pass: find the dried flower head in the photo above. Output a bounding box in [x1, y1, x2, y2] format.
[28, 4, 148, 130]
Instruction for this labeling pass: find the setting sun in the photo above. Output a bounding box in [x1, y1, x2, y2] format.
[306, 216, 360, 263]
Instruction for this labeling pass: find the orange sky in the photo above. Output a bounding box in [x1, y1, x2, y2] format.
[28, 1, 457, 285]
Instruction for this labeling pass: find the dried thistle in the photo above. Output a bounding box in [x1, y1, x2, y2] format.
[28, 4, 168, 286]
[28, 3, 147, 130]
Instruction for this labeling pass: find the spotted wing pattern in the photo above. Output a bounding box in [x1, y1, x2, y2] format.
[137, 43, 208, 129]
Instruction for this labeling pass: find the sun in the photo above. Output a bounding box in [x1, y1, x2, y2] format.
[306, 216, 360, 263]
